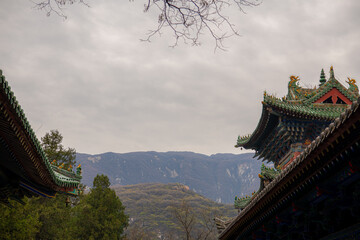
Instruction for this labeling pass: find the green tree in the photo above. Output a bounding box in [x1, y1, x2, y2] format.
[74, 174, 129, 240]
[27, 129, 78, 239]
[30, 194, 75, 240]
[93, 174, 111, 189]
[0, 198, 41, 240]
[41, 129, 76, 169]
[0, 129, 78, 240]
[1, 131, 130, 240]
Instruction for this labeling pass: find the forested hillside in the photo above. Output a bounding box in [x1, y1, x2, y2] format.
[113, 183, 238, 239]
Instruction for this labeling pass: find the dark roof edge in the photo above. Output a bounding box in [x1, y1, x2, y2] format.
[220, 97, 360, 239]
[0, 70, 81, 189]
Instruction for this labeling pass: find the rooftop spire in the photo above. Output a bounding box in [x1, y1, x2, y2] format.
[330, 66, 335, 79]
[319, 68, 326, 86]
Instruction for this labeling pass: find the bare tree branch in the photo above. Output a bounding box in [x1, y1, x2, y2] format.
[32, 0, 89, 19]
[144, 0, 260, 50]
[171, 200, 220, 240]
[32, 0, 260, 50]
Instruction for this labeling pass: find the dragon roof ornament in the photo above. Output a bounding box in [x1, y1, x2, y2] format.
[347, 77, 358, 93]
[236, 67, 359, 149]
[234, 164, 281, 210]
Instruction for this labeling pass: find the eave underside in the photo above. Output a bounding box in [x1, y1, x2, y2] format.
[221, 99, 360, 240]
[255, 117, 332, 163]
[236, 98, 346, 151]
[0, 71, 81, 203]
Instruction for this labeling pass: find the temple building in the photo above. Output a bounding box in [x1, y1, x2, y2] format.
[219, 67, 360, 239]
[0, 70, 82, 206]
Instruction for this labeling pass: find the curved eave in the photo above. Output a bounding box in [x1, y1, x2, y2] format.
[220, 97, 360, 240]
[236, 95, 344, 150]
[0, 70, 81, 191]
[264, 95, 345, 120]
[236, 103, 276, 149]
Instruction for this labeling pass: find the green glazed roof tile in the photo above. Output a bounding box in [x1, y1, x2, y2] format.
[234, 195, 252, 209]
[0, 70, 81, 189]
[259, 164, 281, 180]
[235, 68, 358, 150]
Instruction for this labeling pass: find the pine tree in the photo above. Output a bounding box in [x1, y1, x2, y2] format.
[41, 129, 76, 169]
[74, 174, 129, 239]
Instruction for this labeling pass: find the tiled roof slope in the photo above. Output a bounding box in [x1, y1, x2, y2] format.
[220, 96, 360, 239]
[236, 67, 358, 149]
[234, 164, 280, 210]
[0, 69, 81, 196]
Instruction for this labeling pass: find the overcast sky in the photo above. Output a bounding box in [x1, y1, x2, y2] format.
[0, 0, 359, 155]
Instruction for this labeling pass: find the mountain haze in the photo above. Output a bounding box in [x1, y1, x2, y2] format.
[76, 151, 262, 204]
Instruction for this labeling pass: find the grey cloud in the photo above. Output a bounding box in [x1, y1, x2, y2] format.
[0, 0, 359, 155]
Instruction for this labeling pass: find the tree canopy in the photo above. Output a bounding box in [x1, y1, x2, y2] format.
[0, 198, 41, 240]
[0, 130, 128, 240]
[73, 174, 129, 239]
[93, 174, 111, 189]
[41, 129, 76, 169]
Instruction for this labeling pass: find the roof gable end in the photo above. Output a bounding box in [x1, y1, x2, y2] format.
[304, 67, 359, 104]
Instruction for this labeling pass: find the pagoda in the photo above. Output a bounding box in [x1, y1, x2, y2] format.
[236, 66, 358, 169]
[0, 70, 82, 206]
[219, 67, 360, 239]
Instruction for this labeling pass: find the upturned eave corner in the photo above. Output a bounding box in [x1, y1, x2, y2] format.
[224, 67, 360, 239]
[0, 69, 82, 202]
[235, 134, 251, 148]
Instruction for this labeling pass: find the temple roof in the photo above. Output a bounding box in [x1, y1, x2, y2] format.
[285, 67, 358, 103]
[0, 70, 81, 203]
[235, 67, 359, 164]
[221, 95, 360, 239]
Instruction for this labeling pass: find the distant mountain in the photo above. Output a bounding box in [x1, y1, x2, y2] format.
[76, 151, 262, 204]
[113, 183, 238, 239]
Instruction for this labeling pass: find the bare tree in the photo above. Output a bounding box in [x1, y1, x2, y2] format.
[171, 200, 218, 240]
[32, 0, 259, 50]
[32, 0, 89, 18]
[196, 209, 217, 240]
[172, 200, 195, 240]
[124, 220, 157, 240]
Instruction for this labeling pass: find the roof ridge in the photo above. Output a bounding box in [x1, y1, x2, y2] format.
[222, 97, 360, 239]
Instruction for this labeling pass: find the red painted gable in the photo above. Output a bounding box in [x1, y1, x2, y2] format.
[314, 88, 352, 105]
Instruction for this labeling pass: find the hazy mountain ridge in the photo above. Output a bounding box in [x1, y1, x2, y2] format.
[76, 151, 262, 204]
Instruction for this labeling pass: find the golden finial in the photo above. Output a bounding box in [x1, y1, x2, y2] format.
[330, 66, 335, 79]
